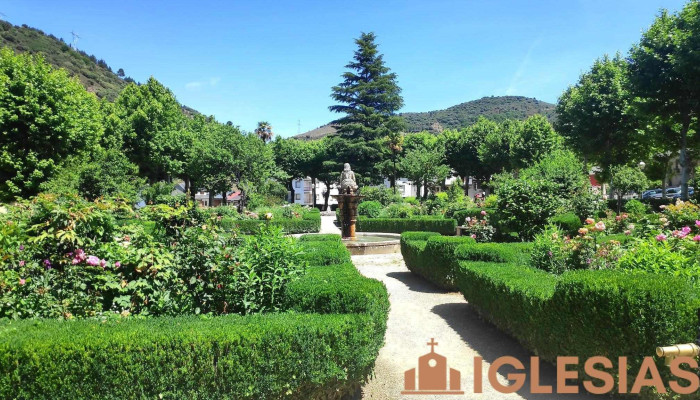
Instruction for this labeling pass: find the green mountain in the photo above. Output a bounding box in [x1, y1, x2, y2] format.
[400, 95, 555, 133]
[295, 96, 556, 140]
[0, 20, 199, 118]
[0, 21, 128, 100]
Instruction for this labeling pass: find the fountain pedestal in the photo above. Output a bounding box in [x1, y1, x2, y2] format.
[333, 194, 364, 239]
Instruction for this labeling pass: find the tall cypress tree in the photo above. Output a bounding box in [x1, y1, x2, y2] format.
[329, 32, 404, 182]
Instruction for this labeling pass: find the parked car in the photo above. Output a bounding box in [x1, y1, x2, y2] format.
[642, 189, 662, 200]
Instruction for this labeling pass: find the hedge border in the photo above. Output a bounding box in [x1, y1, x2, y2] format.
[0, 234, 388, 400]
[401, 232, 700, 398]
[356, 217, 456, 235]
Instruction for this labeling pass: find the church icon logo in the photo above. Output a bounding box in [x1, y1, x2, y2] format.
[401, 338, 464, 395]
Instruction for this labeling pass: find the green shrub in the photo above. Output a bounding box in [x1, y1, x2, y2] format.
[409, 236, 475, 290]
[0, 313, 384, 400]
[455, 261, 556, 350]
[358, 186, 401, 206]
[400, 232, 442, 274]
[451, 208, 495, 224]
[530, 225, 570, 274]
[624, 198, 650, 216]
[454, 242, 532, 265]
[403, 236, 700, 398]
[357, 200, 382, 218]
[0, 232, 389, 400]
[548, 212, 582, 235]
[546, 270, 700, 395]
[298, 240, 352, 266]
[492, 174, 561, 240]
[284, 263, 389, 315]
[381, 203, 416, 218]
[357, 217, 456, 235]
[221, 212, 321, 234]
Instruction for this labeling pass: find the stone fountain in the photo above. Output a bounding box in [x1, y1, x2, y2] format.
[333, 163, 363, 239]
[331, 163, 400, 255]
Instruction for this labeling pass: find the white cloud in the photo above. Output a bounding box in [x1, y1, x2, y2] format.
[185, 77, 221, 91]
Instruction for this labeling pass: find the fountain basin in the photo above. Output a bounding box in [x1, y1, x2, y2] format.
[341, 233, 401, 255]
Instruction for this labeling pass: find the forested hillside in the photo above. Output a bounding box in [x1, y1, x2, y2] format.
[399, 95, 555, 133]
[0, 21, 128, 100]
[295, 96, 555, 139]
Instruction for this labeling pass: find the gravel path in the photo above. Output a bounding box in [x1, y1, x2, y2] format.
[353, 253, 612, 400]
[320, 215, 341, 234]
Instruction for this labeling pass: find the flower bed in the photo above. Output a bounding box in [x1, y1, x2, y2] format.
[0, 234, 389, 399]
[400, 231, 699, 398]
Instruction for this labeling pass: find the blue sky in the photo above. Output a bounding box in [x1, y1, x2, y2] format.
[1, 0, 688, 137]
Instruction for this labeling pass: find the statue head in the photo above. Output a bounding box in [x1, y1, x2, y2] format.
[343, 163, 351, 172]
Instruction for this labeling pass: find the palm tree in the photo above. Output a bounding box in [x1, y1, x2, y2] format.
[386, 131, 404, 192]
[255, 121, 274, 143]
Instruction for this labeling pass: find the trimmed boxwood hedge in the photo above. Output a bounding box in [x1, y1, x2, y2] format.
[401, 232, 700, 397]
[356, 217, 456, 235]
[221, 210, 321, 234]
[400, 234, 474, 290]
[0, 234, 389, 400]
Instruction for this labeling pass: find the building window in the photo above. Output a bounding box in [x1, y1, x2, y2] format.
[305, 193, 312, 204]
[295, 181, 301, 188]
[295, 193, 301, 200]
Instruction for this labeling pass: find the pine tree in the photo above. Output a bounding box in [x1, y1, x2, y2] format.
[329, 32, 405, 182]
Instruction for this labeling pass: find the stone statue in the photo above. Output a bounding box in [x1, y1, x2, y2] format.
[339, 163, 358, 195]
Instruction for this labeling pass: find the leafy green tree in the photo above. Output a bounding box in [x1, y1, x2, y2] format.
[400, 136, 450, 201]
[521, 150, 588, 199]
[271, 137, 311, 203]
[512, 114, 562, 168]
[611, 165, 648, 213]
[556, 55, 639, 179]
[629, 3, 700, 200]
[0, 48, 102, 200]
[478, 119, 518, 175]
[329, 32, 405, 179]
[112, 77, 190, 182]
[77, 148, 144, 202]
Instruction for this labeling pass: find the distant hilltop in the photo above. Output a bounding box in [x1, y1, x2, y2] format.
[0, 20, 199, 116]
[295, 95, 555, 140]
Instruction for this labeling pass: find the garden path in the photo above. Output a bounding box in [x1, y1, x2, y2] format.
[320, 215, 341, 235]
[353, 252, 613, 400]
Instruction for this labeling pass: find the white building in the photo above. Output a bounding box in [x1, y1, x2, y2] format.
[290, 178, 339, 209]
[291, 173, 487, 208]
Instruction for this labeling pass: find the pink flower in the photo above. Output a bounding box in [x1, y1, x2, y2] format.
[481, 210, 487, 216]
[19, 278, 25, 285]
[19, 260, 25, 267]
[682, 226, 692, 234]
[100, 259, 107, 268]
[115, 261, 121, 268]
[72, 257, 80, 265]
[656, 234, 667, 242]
[624, 230, 631, 236]
[693, 235, 700, 242]
[594, 222, 606, 232]
[696, 220, 700, 228]
[470, 234, 477, 239]
[86, 256, 100, 266]
[75, 249, 86, 262]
